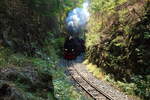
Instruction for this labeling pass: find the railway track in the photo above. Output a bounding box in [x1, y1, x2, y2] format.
[67, 61, 110, 100]
[63, 59, 129, 100]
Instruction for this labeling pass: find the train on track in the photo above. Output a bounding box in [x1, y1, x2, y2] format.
[63, 36, 85, 60]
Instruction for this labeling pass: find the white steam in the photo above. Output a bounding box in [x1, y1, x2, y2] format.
[66, 1, 90, 35]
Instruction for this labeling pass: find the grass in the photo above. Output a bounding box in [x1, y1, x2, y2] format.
[53, 65, 92, 100]
[83, 59, 149, 100]
[83, 60, 105, 80]
[0, 47, 91, 100]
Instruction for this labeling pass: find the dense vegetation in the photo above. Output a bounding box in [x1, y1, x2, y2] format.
[0, 0, 149, 100]
[0, 0, 87, 100]
[86, 0, 150, 100]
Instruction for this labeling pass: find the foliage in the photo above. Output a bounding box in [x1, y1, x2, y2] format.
[131, 75, 150, 100]
[85, 62, 105, 80]
[0, 0, 84, 56]
[52, 67, 91, 100]
[53, 77, 86, 100]
[91, 0, 127, 13]
[105, 75, 150, 100]
[0, 48, 56, 99]
[0, 47, 90, 100]
[0, 0, 91, 99]
[86, 0, 150, 99]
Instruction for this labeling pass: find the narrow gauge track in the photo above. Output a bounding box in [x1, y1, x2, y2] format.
[66, 60, 111, 100]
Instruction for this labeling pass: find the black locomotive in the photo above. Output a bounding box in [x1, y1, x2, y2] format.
[63, 36, 85, 60]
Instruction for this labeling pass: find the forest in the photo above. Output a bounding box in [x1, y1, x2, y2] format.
[0, 0, 149, 100]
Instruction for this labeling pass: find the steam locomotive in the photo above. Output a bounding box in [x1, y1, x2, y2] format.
[63, 36, 85, 60]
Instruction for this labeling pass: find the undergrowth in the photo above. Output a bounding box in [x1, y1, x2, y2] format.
[0, 47, 91, 100]
[84, 59, 150, 100]
[53, 67, 89, 100]
[85, 0, 149, 100]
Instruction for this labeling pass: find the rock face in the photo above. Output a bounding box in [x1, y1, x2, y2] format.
[0, 81, 26, 100]
[0, 66, 55, 100]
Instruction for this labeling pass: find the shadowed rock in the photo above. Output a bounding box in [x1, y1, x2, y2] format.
[0, 66, 55, 100]
[0, 81, 26, 100]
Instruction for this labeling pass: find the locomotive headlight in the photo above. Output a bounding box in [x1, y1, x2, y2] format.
[72, 49, 74, 51]
[65, 49, 68, 51]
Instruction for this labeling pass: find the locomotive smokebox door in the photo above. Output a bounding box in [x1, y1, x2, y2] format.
[63, 36, 85, 60]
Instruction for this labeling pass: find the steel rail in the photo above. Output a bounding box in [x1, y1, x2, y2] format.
[66, 60, 111, 100]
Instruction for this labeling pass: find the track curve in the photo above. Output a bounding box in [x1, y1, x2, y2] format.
[67, 61, 110, 100]
[63, 59, 129, 100]
[60, 54, 129, 100]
